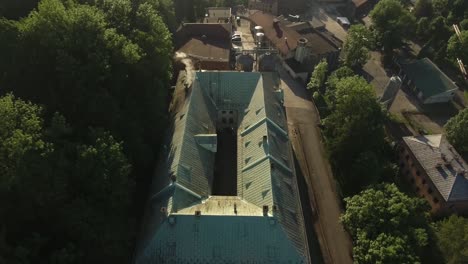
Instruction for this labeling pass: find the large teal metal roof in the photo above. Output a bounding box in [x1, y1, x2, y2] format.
[136, 71, 309, 263]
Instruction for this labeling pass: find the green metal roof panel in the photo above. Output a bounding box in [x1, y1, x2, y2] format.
[138, 71, 309, 263]
[401, 58, 458, 98]
[195, 71, 261, 110]
[241, 158, 274, 208]
[136, 215, 307, 264]
[175, 79, 217, 197]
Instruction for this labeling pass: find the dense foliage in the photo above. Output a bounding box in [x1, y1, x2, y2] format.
[342, 24, 374, 67]
[370, 0, 415, 54]
[444, 108, 468, 153]
[0, 94, 134, 263]
[307, 59, 328, 92]
[0, 0, 173, 262]
[413, 0, 468, 72]
[434, 215, 468, 264]
[341, 184, 430, 264]
[322, 74, 388, 195]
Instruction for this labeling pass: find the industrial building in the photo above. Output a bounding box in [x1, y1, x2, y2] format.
[135, 71, 310, 263]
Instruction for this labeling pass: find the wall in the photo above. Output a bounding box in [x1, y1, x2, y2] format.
[282, 60, 307, 84]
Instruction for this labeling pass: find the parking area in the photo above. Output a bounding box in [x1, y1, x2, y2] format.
[233, 18, 256, 51]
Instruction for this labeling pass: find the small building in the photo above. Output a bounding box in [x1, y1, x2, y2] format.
[174, 23, 232, 70]
[204, 7, 232, 23]
[399, 134, 468, 216]
[398, 58, 458, 104]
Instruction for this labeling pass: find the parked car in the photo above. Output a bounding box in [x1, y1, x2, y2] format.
[231, 36, 241, 42]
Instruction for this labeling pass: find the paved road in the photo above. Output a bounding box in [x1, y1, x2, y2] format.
[279, 66, 353, 264]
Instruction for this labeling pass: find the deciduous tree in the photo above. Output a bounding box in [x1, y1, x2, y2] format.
[444, 108, 468, 153]
[434, 215, 468, 264]
[341, 184, 430, 264]
[307, 59, 328, 92]
[370, 0, 416, 53]
[342, 24, 374, 67]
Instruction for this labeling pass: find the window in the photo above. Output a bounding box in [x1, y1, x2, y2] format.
[422, 179, 426, 184]
[222, 118, 227, 124]
[405, 154, 409, 160]
[229, 118, 234, 124]
[428, 188, 433, 194]
[222, 110, 226, 114]
[416, 171, 420, 176]
[433, 197, 439, 204]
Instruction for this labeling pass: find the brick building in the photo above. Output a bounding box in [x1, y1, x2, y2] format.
[399, 135, 468, 216]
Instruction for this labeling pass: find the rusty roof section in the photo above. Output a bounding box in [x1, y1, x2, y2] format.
[174, 23, 232, 62]
[249, 11, 301, 56]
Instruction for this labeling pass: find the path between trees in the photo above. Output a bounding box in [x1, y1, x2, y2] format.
[279, 66, 353, 264]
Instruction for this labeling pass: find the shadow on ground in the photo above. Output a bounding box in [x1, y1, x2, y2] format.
[293, 150, 325, 264]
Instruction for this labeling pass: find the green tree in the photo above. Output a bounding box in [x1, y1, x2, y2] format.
[324, 66, 354, 105]
[432, 0, 449, 17]
[341, 184, 430, 264]
[322, 76, 385, 194]
[434, 215, 468, 264]
[444, 108, 468, 153]
[460, 19, 468, 31]
[413, 0, 433, 18]
[416, 17, 430, 40]
[447, 30, 468, 64]
[429, 16, 451, 44]
[307, 59, 328, 92]
[370, 0, 416, 54]
[342, 24, 374, 67]
[354, 232, 420, 264]
[0, 0, 172, 215]
[0, 94, 134, 264]
[0, 94, 46, 191]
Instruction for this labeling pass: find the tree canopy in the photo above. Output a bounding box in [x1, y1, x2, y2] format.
[434, 215, 468, 264]
[413, 0, 433, 18]
[307, 59, 328, 92]
[322, 75, 386, 194]
[0, 0, 173, 262]
[447, 30, 468, 64]
[370, 0, 415, 53]
[341, 183, 430, 264]
[342, 24, 374, 67]
[0, 94, 135, 264]
[444, 108, 468, 153]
